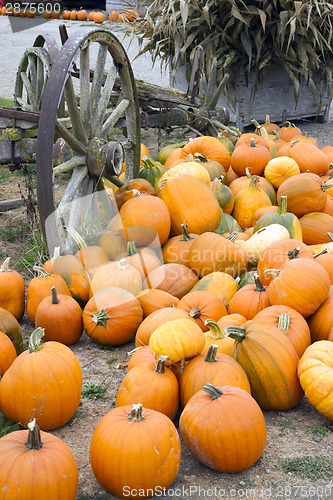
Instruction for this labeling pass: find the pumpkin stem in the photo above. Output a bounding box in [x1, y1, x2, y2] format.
[180, 222, 194, 242]
[91, 309, 110, 328]
[254, 273, 266, 292]
[264, 269, 281, 277]
[0, 257, 11, 272]
[29, 327, 45, 353]
[225, 326, 246, 342]
[202, 383, 223, 400]
[127, 241, 139, 256]
[204, 319, 225, 339]
[288, 246, 301, 259]
[51, 246, 61, 260]
[249, 175, 260, 191]
[51, 286, 59, 305]
[194, 152, 208, 163]
[184, 154, 195, 162]
[116, 257, 130, 270]
[249, 138, 257, 148]
[32, 266, 50, 277]
[66, 227, 87, 249]
[25, 419, 43, 450]
[128, 403, 145, 422]
[314, 248, 329, 258]
[155, 356, 167, 374]
[321, 183, 333, 191]
[226, 231, 238, 242]
[277, 196, 288, 216]
[272, 130, 281, 141]
[245, 168, 252, 179]
[189, 307, 201, 319]
[141, 156, 156, 170]
[204, 344, 218, 362]
[218, 124, 241, 138]
[278, 313, 290, 334]
[132, 189, 144, 197]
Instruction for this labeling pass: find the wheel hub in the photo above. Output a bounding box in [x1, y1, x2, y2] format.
[86, 137, 124, 179]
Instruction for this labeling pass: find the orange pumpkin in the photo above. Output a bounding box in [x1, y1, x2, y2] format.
[307, 288, 333, 342]
[94, 12, 104, 23]
[109, 10, 119, 21]
[321, 146, 333, 163]
[278, 140, 330, 176]
[229, 170, 276, 204]
[162, 222, 198, 266]
[253, 305, 311, 358]
[124, 242, 161, 279]
[52, 255, 90, 306]
[267, 258, 330, 317]
[264, 156, 300, 188]
[277, 122, 302, 142]
[181, 136, 231, 170]
[0, 308, 23, 355]
[232, 175, 272, 229]
[114, 178, 156, 210]
[231, 138, 271, 176]
[136, 289, 179, 317]
[179, 344, 251, 408]
[69, 10, 77, 19]
[179, 383, 266, 472]
[0, 328, 82, 430]
[119, 194, 171, 246]
[228, 274, 270, 319]
[97, 230, 127, 260]
[116, 357, 179, 419]
[159, 174, 221, 235]
[0, 331, 17, 376]
[88, 11, 96, 20]
[191, 271, 239, 308]
[62, 9, 70, 19]
[127, 346, 155, 371]
[144, 263, 199, 298]
[177, 290, 227, 331]
[299, 212, 333, 245]
[202, 316, 246, 355]
[0, 257, 25, 322]
[77, 9, 87, 20]
[90, 404, 181, 498]
[315, 252, 333, 284]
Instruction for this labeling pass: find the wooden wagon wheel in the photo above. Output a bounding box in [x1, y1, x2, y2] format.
[35, 28, 141, 255]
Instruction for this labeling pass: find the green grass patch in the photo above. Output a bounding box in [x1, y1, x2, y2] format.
[0, 97, 14, 108]
[306, 425, 331, 440]
[273, 416, 296, 433]
[0, 413, 20, 438]
[280, 456, 333, 480]
[81, 382, 108, 400]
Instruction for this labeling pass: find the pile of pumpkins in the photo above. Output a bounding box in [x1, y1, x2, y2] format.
[0, 117, 333, 497]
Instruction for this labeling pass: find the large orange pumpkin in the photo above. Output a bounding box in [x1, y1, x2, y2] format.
[228, 274, 270, 320]
[278, 140, 330, 176]
[89, 258, 142, 297]
[179, 383, 266, 472]
[135, 307, 189, 347]
[162, 222, 198, 266]
[181, 136, 231, 170]
[159, 174, 221, 235]
[144, 263, 199, 298]
[231, 138, 271, 176]
[136, 289, 179, 317]
[83, 287, 143, 346]
[0, 420, 78, 499]
[90, 403, 181, 498]
[0, 257, 25, 321]
[267, 258, 330, 317]
[299, 212, 333, 245]
[191, 271, 239, 308]
[232, 175, 272, 229]
[0, 328, 82, 430]
[307, 288, 333, 342]
[177, 290, 227, 331]
[0, 331, 17, 376]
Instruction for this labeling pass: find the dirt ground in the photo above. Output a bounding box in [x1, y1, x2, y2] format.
[1, 124, 333, 499]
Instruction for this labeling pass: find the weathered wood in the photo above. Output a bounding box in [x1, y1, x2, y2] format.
[101, 99, 130, 139]
[0, 138, 36, 164]
[0, 198, 35, 211]
[64, 76, 89, 147]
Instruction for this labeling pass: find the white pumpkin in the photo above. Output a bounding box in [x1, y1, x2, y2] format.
[235, 224, 290, 265]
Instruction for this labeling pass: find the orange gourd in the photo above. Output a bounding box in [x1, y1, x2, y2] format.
[228, 273, 270, 320]
[177, 290, 228, 331]
[136, 289, 179, 318]
[144, 263, 199, 298]
[0, 257, 25, 321]
[0, 331, 17, 376]
[135, 307, 189, 347]
[231, 138, 271, 176]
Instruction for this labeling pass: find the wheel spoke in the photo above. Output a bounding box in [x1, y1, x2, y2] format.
[53, 155, 86, 176]
[64, 75, 89, 146]
[57, 166, 88, 220]
[92, 64, 117, 137]
[36, 56, 44, 109]
[55, 119, 87, 155]
[15, 97, 35, 112]
[27, 54, 37, 105]
[20, 71, 37, 110]
[101, 98, 130, 139]
[80, 46, 91, 138]
[90, 44, 108, 121]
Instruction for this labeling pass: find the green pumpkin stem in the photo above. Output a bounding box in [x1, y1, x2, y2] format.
[278, 313, 291, 334]
[245, 167, 252, 179]
[180, 222, 194, 242]
[264, 268, 281, 277]
[194, 152, 208, 163]
[128, 403, 145, 422]
[226, 231, 239, 242]
[141, 156, 157, 169]
[155, 356, 167, 374]
[189, 307, 201, 319]
[184, 154, 194, 162]
[204, 319, 225, 339]
[321, 183, 333, 191]
[249, 138, 257, 148]
[29, 327, 45, 353]
[251, 119, 261, 132]
[204, 344, 218, 363]
[254, 273, 266, 292]
[314, 248, 329, 258]
[25, 419, 43, 450]
[66, 227, 87, 249]
[218, 124, 241, 137]
[225, 326, 246, 342]
[51, 286, 59, 305]
[0, 257, 11, 272]
[288, 246, 301, 259]
[272, 130, 281, 141]
[116, 258, 130, 270]
[127, 241, 139, 256]
[249, 175, 260, 191]
[202, 383, 223, 400]
[91, 309, 110, 328]
[277, 196, 288, 216]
